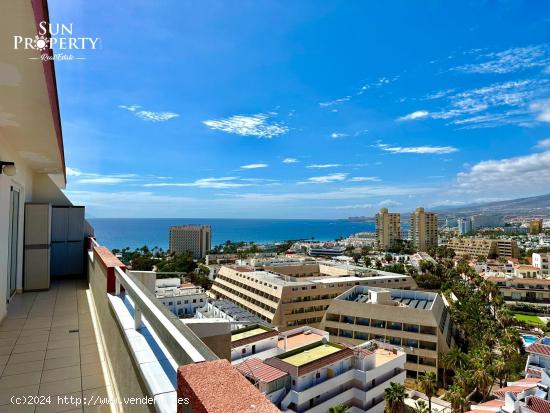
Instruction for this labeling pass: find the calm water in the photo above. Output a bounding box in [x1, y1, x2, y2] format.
[88, 218, 375, 250]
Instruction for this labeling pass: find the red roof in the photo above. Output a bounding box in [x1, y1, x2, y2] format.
[527, 343, 550, 356]
[494, 385, 536, 399]
[477, 400, 504, 407]
[527, 397, 550, 413]
[528, 368, 543, 378]
[236, 358, 288, 383]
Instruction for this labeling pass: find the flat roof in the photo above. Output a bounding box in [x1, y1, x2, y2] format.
[231, 327, 270, 342]
[278, 332, 324, 350]
[340, 286, 436, 310]
[373, 348, 400, 367]
[279, 343, 341, 366]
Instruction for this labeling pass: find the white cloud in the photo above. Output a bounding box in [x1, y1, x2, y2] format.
[330, 132, 348, 139]
[119, 105, 179, 122]
[456, 150, 550, 192]
[349, 176, 380, 182]
[299, 173, 348, 184]
[202, 113, 288, 138]
[240, 163, 268, 169]
[358, 76, 399, 95]
[398, 110, 430, 121]
[412, 79, 550, 128]
[144, 177, 253, 189]
[378, 199, 402, 207]
[536, 138, 550, 148]
[530, 100, 550, 122]
[454, 45, 550, 74]
[282, 158, 298, 164]
[306, 164, 341, 169]
[66, 167, 157, 185]
[319, 96, 351, 107]
[375, 142, 458, 155]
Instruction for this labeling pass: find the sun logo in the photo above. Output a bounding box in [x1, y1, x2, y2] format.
[34, 35, 49, 51]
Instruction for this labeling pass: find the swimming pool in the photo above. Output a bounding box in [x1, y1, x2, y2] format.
[522, 334, 538, 346]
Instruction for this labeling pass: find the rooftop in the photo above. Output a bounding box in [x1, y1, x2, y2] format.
[278, 343, 341, 366]
[232, 326, 273, 342]
[340, 286, 437, 310]
[235, 358, 288, 383]
[277, 330, 325, 350]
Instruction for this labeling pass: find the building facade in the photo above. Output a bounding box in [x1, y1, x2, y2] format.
[530, 219, 544, 235]
[457, 218, 473, 235]
[155, 278, 207, 317]
[533, 253, 550, 277]
[169, 224, 211, 259]
[375, 208, 401, 250]
[209, 263, 417, 330]
[320, 286, 453, 379]
[409, 208, 438, 252]
[447, 238, 520, 259]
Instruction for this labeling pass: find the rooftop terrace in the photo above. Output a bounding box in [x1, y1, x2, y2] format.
[278, 343, 341, 366]
[231, 326, 272, 342]
[341, 286, 437, 310]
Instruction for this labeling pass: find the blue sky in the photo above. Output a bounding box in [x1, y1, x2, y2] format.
[50, 1, 550, 218]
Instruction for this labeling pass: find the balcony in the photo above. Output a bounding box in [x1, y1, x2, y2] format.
[0, 238, 280, 413]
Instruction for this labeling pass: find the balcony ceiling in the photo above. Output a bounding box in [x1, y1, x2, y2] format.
[0, 1, 65, 185]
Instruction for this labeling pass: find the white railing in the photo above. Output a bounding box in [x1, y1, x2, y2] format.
[112, 266, 217, 365]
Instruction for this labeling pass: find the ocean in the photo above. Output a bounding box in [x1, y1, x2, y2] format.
[88, 218, 375, 250]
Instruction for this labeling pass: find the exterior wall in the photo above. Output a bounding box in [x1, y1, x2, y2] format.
[169, 225, 211, 259]
[210, 266, 416, 331]
[158, 291, 206, 317]
[0, 141, 35, 321]
[232, 335, 279, 361]
[375, 208, 401, 250]
[87, 249, 149, 412]
[533, 253, 550, 277]
[410, 208, 438, 252]
[447, 238, 519, 259]
[321, 293, 450, 379]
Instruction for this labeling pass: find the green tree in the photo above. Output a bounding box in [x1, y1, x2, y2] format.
[156, 252, 197, 273]
[412, 400, 429, 413]
[327, 405, 349, 413]
[443, 384, 468, 413]
[384, 382, 406, 413]
[416, 372, 437, 413]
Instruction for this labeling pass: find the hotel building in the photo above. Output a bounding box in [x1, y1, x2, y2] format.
[375, 208, 401, 250]
[410, 207, 438, 252]
[169, 224, 211, 259]
[447, 238, 520, 259]
[320, 286, 453, 379]
[155, 278, 207, 317]
[209, 263, 417, 330]
[530, 219, 544, 235]
[484, 275, 550, 305]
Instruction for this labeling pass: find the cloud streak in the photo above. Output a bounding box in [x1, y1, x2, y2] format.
[119, 105, 179, 122]
[202, 113, 288, 138]
[375, 142, 458, 154]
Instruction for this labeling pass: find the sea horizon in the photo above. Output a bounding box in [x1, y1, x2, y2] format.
[88, 217, 377, 250]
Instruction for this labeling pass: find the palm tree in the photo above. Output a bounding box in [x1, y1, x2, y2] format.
[416, 372, 437, 413]
[412, 400, 429, 413]
[384, 382, 407, 413]
[327, 405, 349, 413]
[443, 384, 468, 413]
[443, 347, 468, 377]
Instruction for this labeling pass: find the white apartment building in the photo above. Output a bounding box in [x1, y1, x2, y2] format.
[233, 328, 407, 413]
[533, 253, 550, 277]
[169, 224, 211, 259]
[155, 278, 206, 317]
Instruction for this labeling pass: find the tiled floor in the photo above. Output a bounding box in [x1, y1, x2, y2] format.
[0, 279, 111, 413]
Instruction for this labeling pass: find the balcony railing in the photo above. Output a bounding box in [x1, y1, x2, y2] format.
[87, 238, 279, 413]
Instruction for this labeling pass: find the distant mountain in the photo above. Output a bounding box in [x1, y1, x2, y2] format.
[434, 193, 550, 217]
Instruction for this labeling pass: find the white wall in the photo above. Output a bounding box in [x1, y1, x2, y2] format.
[0, 141, 34, 322]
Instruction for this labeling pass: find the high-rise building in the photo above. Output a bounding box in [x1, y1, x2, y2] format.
[409, 207, 438, 252]
[530, 219, 544, 235]
[375, 208, 401, 250]
[457, 218, 473, 235]
[471, 214, 504, 229]
[169, 225, 211, 259]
